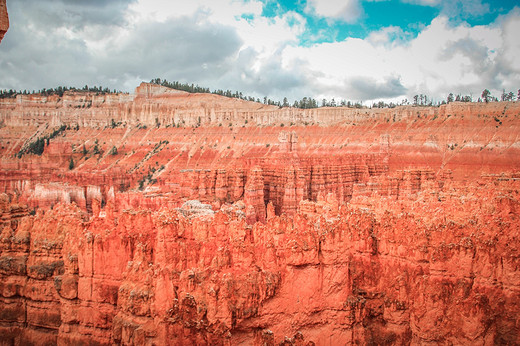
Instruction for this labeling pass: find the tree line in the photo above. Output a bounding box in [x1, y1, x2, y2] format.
[0, 85, 122, 98]
[151, 78, 366, 109]
[151, 78, 519, 109]
[2, 78, 519, 109]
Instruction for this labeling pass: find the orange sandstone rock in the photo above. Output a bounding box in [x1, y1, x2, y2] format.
[0, 85, 519, 344]
[0, 195, 518, 344]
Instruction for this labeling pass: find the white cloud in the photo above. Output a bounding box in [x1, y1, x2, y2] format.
[0, 0, 519, 104]
[442, 0, 490, 18]
[234, 11, 304, 59]
[401, 0, 441, 6]
[367, 26, 411, 46]
[123, 0, 304, 73]
[402, 0, 491, 19]
[120, 0, 306, 95]
[128, 0, 263, 24]
[305, 0, 363, 23]
[280, 13, 516, 102]
[498, 8, 520, 86]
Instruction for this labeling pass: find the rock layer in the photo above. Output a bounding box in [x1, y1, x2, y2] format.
[3, 82, 519, 129]
[0, 85, 519, 344]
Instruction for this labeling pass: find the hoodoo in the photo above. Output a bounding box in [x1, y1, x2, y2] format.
[0, 84, 519, 344]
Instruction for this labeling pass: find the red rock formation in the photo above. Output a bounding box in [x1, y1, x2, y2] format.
[0, 0, 8, 44]
[0, 85, 519, 344]
[1, 188, 519, 344]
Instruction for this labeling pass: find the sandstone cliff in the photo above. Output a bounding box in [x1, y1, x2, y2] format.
[4, 82, 517, 129]
[0, 85, 519, 344]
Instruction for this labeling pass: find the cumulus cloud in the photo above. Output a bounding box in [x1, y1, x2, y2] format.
[0, 1, 243, 92]
[441, 0, 490, 18]
[98, 16, 242, 80]
[15, 0, 136, 30]
[215, 47, 318, 98]
[367, 26, 412, 46]
[281, 13, 519, 101]
[0, 0, 519, 103]
[348, 76, 408, 100]
[495, 7, 520, 91]
[403, 0, 491, 20]
[305, 0, 363, 23]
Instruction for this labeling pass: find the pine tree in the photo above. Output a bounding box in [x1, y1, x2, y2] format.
[482, 89, 491, 103]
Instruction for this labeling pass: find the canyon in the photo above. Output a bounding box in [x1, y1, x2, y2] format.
[0, 83, 519, 345]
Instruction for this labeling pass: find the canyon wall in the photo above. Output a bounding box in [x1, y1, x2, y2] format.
[3, 82, 515, 129]
[0, 85, 519, 344]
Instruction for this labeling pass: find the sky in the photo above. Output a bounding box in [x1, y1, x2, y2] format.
[0, 0, 519, 104]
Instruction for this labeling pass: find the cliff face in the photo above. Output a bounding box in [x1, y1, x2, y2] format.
[0, 85, 519, 345]
[4, 82, 518, 129]
[0, 0, 7, 44]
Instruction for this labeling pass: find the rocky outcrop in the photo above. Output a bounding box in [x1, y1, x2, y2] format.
[0, 184, 519, 344]
[0, 0, 8, 44]
[0, 86, 519, 344]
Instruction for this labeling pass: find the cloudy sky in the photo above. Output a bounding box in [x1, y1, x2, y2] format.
[0, 0, 519, 103]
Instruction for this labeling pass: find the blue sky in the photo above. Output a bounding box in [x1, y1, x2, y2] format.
[261, 0, 519, 44]
[0, 0, 519, 103]
[262, 0, 439, 44]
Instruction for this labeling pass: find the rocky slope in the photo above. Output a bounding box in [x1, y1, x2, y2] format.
[0, 84, 519, 345]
